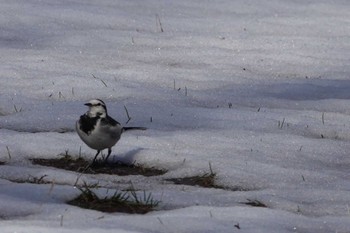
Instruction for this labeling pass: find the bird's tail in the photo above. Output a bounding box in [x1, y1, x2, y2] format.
[122, 127, 147, 132]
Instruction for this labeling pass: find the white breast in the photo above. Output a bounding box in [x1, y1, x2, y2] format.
[76, 119, 122, 150]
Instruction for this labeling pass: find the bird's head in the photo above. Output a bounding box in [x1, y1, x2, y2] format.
[84, 99, 107, 118]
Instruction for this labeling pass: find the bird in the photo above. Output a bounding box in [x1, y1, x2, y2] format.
[76, 99, 146, 165]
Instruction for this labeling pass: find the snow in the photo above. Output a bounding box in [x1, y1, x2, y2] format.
[0, 0, 350, 232]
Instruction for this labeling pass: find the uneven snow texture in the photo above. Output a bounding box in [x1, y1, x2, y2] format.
[0, 0, 350, 232]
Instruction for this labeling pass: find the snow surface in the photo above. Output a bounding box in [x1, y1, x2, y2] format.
[0, 0, 350, 232]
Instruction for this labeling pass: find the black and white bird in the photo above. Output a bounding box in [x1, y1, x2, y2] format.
[76, 99, 145, 164]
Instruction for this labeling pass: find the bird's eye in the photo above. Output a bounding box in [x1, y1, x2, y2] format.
[97, 103, 101, 106]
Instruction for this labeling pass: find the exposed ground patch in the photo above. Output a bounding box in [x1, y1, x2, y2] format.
[165, 175, 250, 191]
[30, 155, 167, 177]
[67, 183, 160, 214]
[165, 164, 250, 191]
[166, 173, 219, 188]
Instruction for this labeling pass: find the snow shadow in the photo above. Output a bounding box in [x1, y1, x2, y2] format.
[194, 79, 350, 109]
[260, 79, 350, 101]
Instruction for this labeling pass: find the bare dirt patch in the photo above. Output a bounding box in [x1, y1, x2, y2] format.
[30, 155, 167, 177]
[166, 175, 254, 191]
[67, 183, 160, 214]
[166, 173, 219, 188]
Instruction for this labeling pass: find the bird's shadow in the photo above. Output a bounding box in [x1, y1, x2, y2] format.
[111, 148, 144, 165]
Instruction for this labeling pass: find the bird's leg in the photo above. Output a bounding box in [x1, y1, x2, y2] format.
[77, 150, 101, 180]
[104, 148, 112, 163]
[91, 150, 101, 165]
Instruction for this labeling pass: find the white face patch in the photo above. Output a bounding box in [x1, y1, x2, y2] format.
[86, 99, 107, 118]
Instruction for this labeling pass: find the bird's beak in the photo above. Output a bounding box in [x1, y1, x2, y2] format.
[84, 103, 92, 107]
